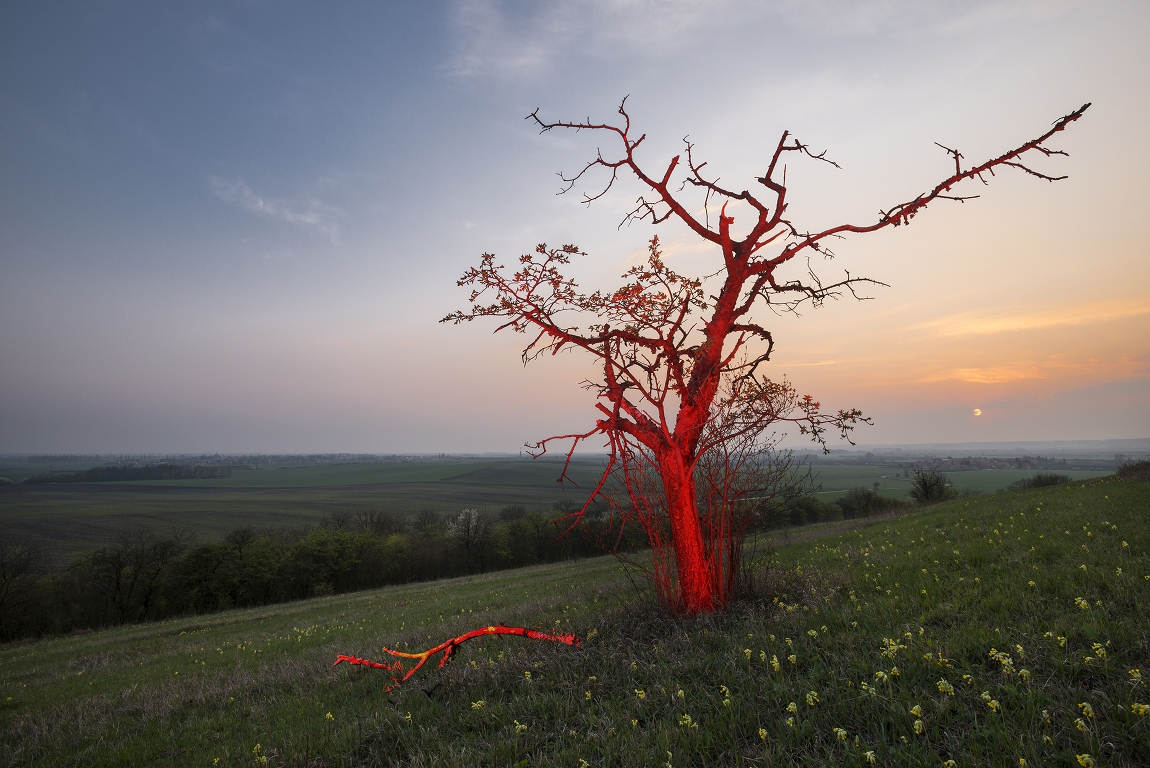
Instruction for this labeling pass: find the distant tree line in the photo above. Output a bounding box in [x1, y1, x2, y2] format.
[0, 494, 794, 641]
[20, 464, 235, 484]
[0, 504, 631, 641]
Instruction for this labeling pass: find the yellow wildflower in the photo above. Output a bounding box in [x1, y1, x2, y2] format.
[634, 689, 645, 700]
[910, 704, 922, 717]
[471, 700, 485, 710]
[785, 716, 795, 728]
[806, 691, 819, 706]
[1079, 702, 1094, 718]
[913, 719, 924, 735]
[787, 655, 797, 665]
[325, 712, 335, 722]
[758, 727, 767, 740]
[786, 702, 798, 714]
[1076, 755, 1095, 768]
[865, 750, 877, 764]
[833, 727, 848, 740]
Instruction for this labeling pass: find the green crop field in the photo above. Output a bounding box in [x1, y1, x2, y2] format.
[809, 466, 1112, 500]
[0, 458, 607, 566]
[2, 475, 1147, 767]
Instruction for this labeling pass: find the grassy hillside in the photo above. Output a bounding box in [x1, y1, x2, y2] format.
[2, 476, 1147, 767]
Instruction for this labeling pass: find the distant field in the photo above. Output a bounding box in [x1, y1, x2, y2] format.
[810, 465, 1111, 499]
[0, 458, 607, 565]
[0, 458, 1114, 566]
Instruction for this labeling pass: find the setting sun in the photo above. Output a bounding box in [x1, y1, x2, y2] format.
[973, 409, 983, 416]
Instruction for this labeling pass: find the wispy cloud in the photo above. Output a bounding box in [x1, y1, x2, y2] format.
[443, 0, 1065, 79]
[210, 177, 344, 243]
[444, 0, 776, 78]
[911, 299, 1150, 338]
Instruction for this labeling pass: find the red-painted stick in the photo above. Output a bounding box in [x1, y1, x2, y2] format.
[334, 624, 581, 690]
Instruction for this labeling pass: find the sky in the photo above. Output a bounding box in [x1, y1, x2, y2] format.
[1, 0, 1147, 455]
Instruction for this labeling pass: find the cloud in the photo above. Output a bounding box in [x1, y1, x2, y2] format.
[442, 0, 1067, 79]
[210, 177, 344, 243]
[444, 0, 771, 78]
[910, 298, 1150, 338]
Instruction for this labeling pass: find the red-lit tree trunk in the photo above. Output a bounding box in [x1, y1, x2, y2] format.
[445, 99, 1088, 615]
[659, 446, 713, 613]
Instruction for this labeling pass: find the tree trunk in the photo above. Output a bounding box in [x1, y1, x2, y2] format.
[659, 453, 715, 615]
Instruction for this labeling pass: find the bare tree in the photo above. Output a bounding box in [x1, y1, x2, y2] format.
[448, 508, 494, 573]
[445, 99, 1088, 615]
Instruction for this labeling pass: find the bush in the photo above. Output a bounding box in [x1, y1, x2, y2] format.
[1003, 472, 1072, 493]
[837, 487, 909, 518]
[1117, 459, 1150, 482]
[908, 470, 956, 504]
[784, 496, 842, 526]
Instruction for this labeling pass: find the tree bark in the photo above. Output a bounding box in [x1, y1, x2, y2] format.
[658, 449, 715, 614]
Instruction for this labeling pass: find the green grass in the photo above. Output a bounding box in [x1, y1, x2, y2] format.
[2, 475, 1147, 766]
[0, 459, 606, 565]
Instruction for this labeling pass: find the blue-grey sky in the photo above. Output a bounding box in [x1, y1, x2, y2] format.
[2, 1, 1147, 454]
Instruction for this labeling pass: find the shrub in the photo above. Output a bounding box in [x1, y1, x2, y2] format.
[837, 489, 911, 518]
[1117, 459, 1150, 482]
[784, 496, 841, 526]
[908, 470, 956, 504]
[1004, 472, 1072, 493]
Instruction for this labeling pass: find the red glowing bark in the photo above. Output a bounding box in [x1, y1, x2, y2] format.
[333, 624, 580, 691]
[444, 100, 1089, 616]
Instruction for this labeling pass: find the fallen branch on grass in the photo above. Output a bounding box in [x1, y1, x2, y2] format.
[334, 624, 581, 691]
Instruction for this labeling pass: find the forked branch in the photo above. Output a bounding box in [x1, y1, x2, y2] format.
[334, 624, 581, 692]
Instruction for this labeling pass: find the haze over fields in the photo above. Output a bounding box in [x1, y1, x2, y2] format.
[2, 1, 1147, 454]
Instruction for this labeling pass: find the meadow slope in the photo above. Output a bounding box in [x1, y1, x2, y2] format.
[1, 476, 1146, 767]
